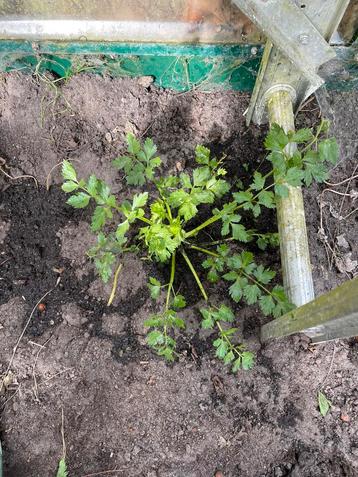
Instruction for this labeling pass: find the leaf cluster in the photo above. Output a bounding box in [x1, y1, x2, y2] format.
[200, 305, 254, 372]
[61, 120, 338, 372]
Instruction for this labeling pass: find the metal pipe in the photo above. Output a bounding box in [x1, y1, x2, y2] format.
[266, 89, 315, 306]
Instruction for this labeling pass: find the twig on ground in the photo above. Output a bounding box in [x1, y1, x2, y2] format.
[0, 277, 61, 394]
[46, 159, 81, 190]
[81, 470, 125, 477]
[32, 336, 52, 401]
[320, 343, 336, 389]
[107, 263, 123, 306]
[0, 158, 38, 188]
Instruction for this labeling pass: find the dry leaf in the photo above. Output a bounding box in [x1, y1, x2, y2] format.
[336, 234, 349, 249]
[335, 252, 358, 274]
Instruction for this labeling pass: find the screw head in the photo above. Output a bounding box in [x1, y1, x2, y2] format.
[299, 33, 309, 45]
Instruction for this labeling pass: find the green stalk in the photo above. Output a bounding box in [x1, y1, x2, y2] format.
[216, 321, 242, 359]
[185, 174, 275, 239]
[241, 270, 273, 296]
[166, 251, 176, 310]
[189, 244, 220, 257]
[181, 249, 208, 301]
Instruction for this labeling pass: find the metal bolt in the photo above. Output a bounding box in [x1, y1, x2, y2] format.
[298, 34, 309, 45]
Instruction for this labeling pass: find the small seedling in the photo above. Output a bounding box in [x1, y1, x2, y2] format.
[318, 390, 332, 417]
[56, 458, 68, 477]
[62, 120, 338, 371]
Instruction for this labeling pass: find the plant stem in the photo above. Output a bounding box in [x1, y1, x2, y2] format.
[189, 244, 220, 257]
[199, 238, 235, 247]
[185, 175, 275, 239]
[216, 321, 242, 359]
[165, 251, 176, 310]
[107, 263, 123, 306]
[241, 270, 272, 296]
[137, 216, 152, 225]
[181, 249, 208, 301]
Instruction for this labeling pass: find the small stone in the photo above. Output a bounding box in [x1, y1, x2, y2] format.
[105, 132, 112, 143]
[340, 413, 350, 423]
[124, 452, 131, 462]
[132, 445, 141, 455]
[137, 76, 154, 88]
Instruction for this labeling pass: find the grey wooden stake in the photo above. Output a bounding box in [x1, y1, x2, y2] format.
[261, 277, 358, 343]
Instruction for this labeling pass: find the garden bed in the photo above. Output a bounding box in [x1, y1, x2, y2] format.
[0, 72, 357, 476]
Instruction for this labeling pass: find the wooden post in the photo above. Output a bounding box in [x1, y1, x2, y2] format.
[266, 89, 315, 306]
[261, 277, 358, 343]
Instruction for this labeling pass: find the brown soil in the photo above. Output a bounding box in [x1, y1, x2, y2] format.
[0, 72, 357, 477]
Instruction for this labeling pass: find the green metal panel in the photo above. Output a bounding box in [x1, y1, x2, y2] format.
[0, 40, 356, 92]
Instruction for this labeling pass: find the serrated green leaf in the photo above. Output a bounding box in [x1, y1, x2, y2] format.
[285, 167, 304, 187]
[143, 137, 157, 159]
[112, 155, 132, 171]
[318, 138, 339, 165]
[91, 206, 107, 231]
[290, 128, 313, 143]
[87, 175, 98, 196]
[224, 350, 235, 365]
[253, 265, 276, 285]
[231, 223, 250, 242]
[148, 277, 161, 299]
[202, 317, 214, 329]
[168, 189, 188, 208]
[259, 294, 276, 316]
[132, 192, 148, 210]
[62, 181, 78, 193]
[232, 357, 242, 373]
[193, 166, 211, 186]
[217, 305, 235, 323]
[229, 279, 244, 302]
[179, 201, 198, 222]
[207, 178, 230, 197]
[56, 458, 68, 477]
[67, 192, 90, 209]
[216, 341, 229, 359]
[126, 132, 141, 155]
[147, 330, 165, 346]
[213, 338, 223, 348]
[257, 190, 275, 209]
[264, 124, 289, 152]
[173, 294, 186, 309]
[180, 173, 192, 189]
[223, 271, 238, 281]
[62, 160, 77, 182]
[207, 269, 220, 283]
[116, 220, 130, 240]
[241, 351, 255, 370]
[126, 162, 146, 186]
[318, 391, 331, 417]
[243, 284, 261, 304]
[195, 145, 210, 164]
[252, 171, 265, 191]
[233, 190, 253, 204]
[274, 183, 289, 198]
[192, 189, 215, 204]
[94, 252, 115, 283]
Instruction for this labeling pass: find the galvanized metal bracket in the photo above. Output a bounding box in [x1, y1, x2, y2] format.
[232, 0, 350, 124]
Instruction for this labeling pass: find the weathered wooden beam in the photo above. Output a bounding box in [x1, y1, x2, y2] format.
[267, 89, 315, 307]
[261, 277, 358, 343]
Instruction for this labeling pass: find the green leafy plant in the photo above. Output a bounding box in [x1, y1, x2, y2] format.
[62, 121, 338, 371]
